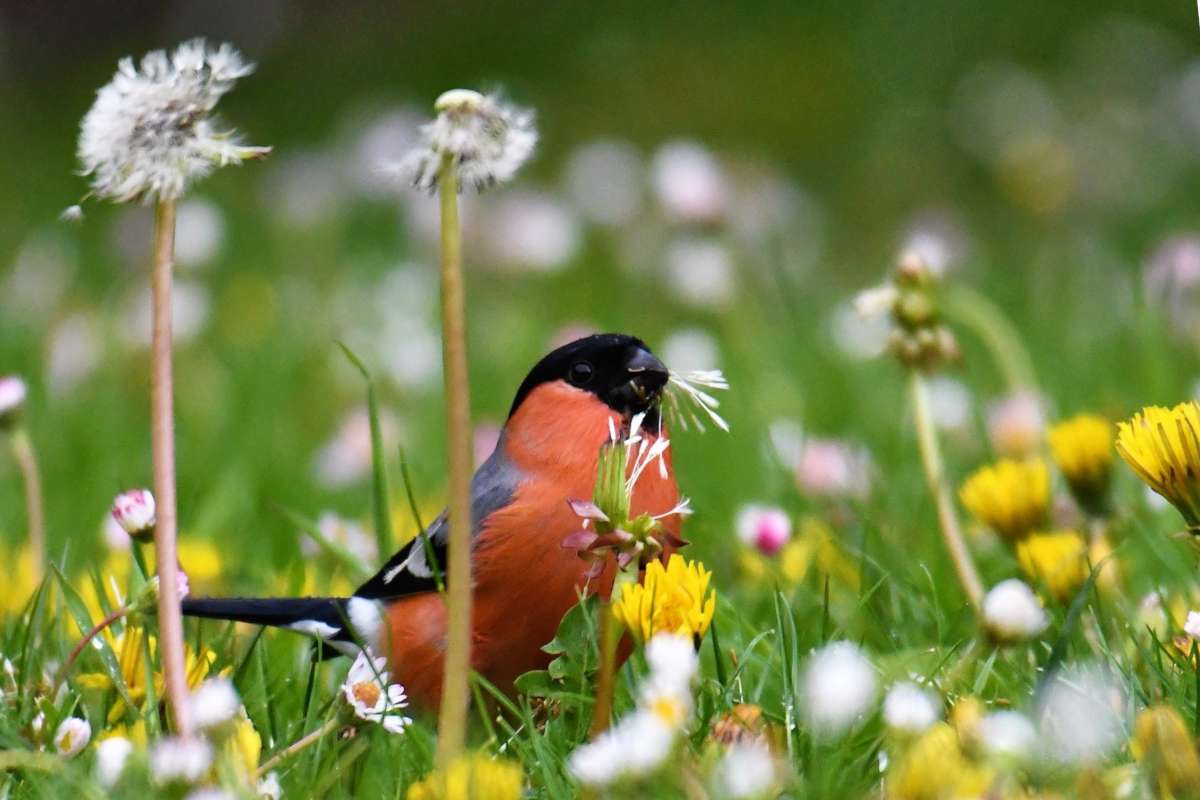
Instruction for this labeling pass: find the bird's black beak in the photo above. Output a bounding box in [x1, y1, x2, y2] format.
[619, 347, 669, 411]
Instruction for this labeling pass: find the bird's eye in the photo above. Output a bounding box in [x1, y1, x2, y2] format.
[568, 361, 594, 386]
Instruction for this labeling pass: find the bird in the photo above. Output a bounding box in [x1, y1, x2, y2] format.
[182, 333, 682, 709]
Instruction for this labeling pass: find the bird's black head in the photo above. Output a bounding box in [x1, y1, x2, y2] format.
[508, 333, 669, 423]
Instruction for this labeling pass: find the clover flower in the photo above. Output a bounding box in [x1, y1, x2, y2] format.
[1049, 414, 1114, 514]
[1015, 530, 1089, 602]
[958, 458, 1049, 541]
[398, 89, 536, 192]
[982, 579, 1048, 642]
[1116, 402, 1200, 531]
[78, 39, 269, 204]
[341, 649, 411, 735]
[802, 641, 877, 736]
[53, 717, 91, 758]
[611, 553, 716, 645]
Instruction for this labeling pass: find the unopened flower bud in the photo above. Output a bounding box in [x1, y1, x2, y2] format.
[111, 489, 156, 541]
[895, 250, 930, 285]
[0, 376, 27, 429]
[53, 717, 91, 758]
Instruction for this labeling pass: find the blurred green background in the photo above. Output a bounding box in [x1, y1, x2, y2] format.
[1, 0, 1198, 602]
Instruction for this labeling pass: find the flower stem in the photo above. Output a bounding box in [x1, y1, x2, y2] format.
[255, 716, 341, 778]
[435, 153, 473, 767]
[589, 603, 618, 736]
[942, 286, 1037, 393]
[9, 427, 44, 582]
[150, 197, 191, 736]
[910, 371, 984, 610]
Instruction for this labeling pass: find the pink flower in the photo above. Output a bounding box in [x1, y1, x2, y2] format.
[795, 439, 872, 500]
[736, 505, 792, 555]
[986, 391, 1045, 458]
[111, 489, 156, 540]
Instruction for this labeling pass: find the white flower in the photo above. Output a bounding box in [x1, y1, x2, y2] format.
[398, 89, 536, 192]
[853, 285, 899, 318]
[1185, 610, 1200, 640]
[660, 329, 720, 376]
[735, 505, 791, 556]
[925, 377, 973, 432]
[568, 708, 675, 787]
[312, 406, 401, 489]
[477, 190, 581, 272]
[302, 511, 377, 566]
[795, 438, 872, 500]
[78, 39, 268, 203]
[342, 650, 411, 735]
[664, 237, 734, 309]
[644, 633, 700, 687]
[977, 710, 1037, 763]
[150, 735, 213, 784]
[187, 677, 240, 731]
[53, 717, 91, 758]
[1037, 663, 1127, 765]
[986, 391, 1046, 458]
[95, 736, 134, 787]
[563, 139, 643, 226]
[257, 771, 283, 800]
[60, 204, 85, 222]
[882, 682, 940, 734]
[0, 375, 27, 422]
[983, 580, 1048, 642]
[715, 742, 776, 799]
[184, 790, 234, 800]
[111, 489, 156, 538]
[651, 141, 726, 223]
[47, 312, 103, 397]
[174, 198, 225, 266]
[802, 642, 878, 736]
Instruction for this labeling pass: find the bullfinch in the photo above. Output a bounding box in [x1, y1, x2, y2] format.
[182, 333, 681, 708]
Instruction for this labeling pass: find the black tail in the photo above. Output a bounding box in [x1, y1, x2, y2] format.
[182, 596, 362, 657]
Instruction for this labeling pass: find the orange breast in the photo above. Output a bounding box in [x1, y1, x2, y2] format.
[385, 382, 681, 710]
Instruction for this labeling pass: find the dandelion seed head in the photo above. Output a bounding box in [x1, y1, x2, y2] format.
[78, 39, 268, 204]
[665, 368, 730, 432]
[802, 641, 877, 736]
[882, 682, 940, 734]
[398, 90, 537, 192]
[977, 710, 1037, 763]
[1037, 663, 1127, 765]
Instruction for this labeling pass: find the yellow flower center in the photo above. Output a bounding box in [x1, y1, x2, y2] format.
[352, 681, 382, 708]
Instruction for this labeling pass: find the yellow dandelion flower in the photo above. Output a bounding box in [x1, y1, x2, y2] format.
[1048, 414, 1113, 514]
[959, 459, 1049, 541]
[406, 752, 523, 800]
[1088, 535, 1121, 594]
[1015, 531, 1089, 603]
[1132, 705, 1200, 799]
[228, 713, 262, 779]
[887, 722, 992, 800]
[0, 546, 38, 618]
[777, 517, 861, 591]
[611, 553, 716, 645]
[1117, 402, 1200, 531]
[77, 625, 224, 723]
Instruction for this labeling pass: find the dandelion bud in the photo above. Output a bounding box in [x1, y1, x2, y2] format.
[0, 375, 27, 429]
[95, 736, 134, 787]
[735, 505, 791, 555]
[52, 717, 91, 758]
[896, 290, 936, 329]
[982, 579, 1048, 642]
[111, 488, 156, 541]
[1132, 705, 1200, 796]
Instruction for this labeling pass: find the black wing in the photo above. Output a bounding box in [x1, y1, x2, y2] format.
[353, 436, 522, 601]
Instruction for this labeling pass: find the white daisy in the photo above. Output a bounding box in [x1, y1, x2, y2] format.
[715, 742, 777, 798]
[150, 735, 213, 785]
[95, 736, 134, 787]
[983, 580, 1048, 642]
[802, 641, 878, 736]
[187, 677, 240, 731]
[78, 38, 269, 204]
[342, 649, 411, 735]
[398, 89, 536, 192]
[111, 488, 156, 538]
[881, 682, 940, 734]
[52, 717, 91, 758]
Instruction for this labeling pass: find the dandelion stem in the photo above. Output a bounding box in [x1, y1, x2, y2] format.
[435, 152, 473, 766]
[149, 197, 191, 736]
[54, 605, 130, 689]
[255, 716, 342, 778]
[590, 601, 619, 736]
[9, 427, 44, 582]
[910, 371, 984, 610]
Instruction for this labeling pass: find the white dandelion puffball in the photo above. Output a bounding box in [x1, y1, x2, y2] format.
[187, 677, 240, 731]
[803, 641, 878, 736]
[882, 682, 940, 734]
[0, 375, 27, 421]
[400, 89, 536, 192]
[95, 736, 134, 787]
[1037, 663, 1127, 765]
[983, 580, 1048, 642]
[53, 717, 91, 758]
[78, 39, 268, 203]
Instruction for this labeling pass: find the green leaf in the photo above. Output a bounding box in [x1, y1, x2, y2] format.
[51, 565, 137, 711]
[337, 341, 394, 560]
